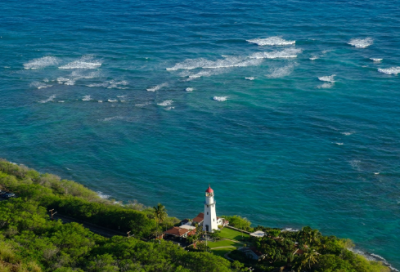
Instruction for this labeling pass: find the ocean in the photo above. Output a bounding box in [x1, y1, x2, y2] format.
[0, 0, 399, 268]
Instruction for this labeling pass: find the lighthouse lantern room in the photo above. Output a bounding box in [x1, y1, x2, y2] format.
[203, 185, 218, 232]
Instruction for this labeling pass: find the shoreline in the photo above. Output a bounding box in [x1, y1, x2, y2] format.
[1, 158, 398, 271]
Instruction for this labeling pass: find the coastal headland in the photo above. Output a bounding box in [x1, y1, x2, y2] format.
[0, 159, 394, 272]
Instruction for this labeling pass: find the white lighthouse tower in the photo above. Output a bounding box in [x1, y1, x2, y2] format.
[203, 185, 218, 232]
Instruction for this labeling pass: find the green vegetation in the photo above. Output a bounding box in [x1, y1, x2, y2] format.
[218, 228, 250, 240]
[0, 159, 243, 272]
[0, 159, 392, 272]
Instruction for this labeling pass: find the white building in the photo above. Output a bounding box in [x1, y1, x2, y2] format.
[203, 185, 219, 232]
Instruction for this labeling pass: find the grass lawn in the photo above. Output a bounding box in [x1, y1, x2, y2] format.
[211, 247, 236, 257]
[207, 239, 242, 248]
[219, 227, 250, 241]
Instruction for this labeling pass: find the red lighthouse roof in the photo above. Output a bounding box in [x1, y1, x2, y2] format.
[205, 185, 214, 193]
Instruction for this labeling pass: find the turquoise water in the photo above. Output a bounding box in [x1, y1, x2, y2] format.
[1, 0, 399, 268]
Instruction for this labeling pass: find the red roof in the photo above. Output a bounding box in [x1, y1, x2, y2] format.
[164, 227, 189, 237]
[192, 212, 204, 223]
[205, 186, 214, 193]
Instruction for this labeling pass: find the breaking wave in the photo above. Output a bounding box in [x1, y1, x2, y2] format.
[24, 56, 60, 69]
[185, 87, 194, 92]
[247, 36, 295, 46]
[245, 77, 255, 80]
[30, 81, 52, 89]
[147, 82, 168, 92]
[266, 64, 295, 78]
[318, 83, 334, 89]
[157, 100, 173, 106]
[250, 48, 302, 59]
[213, 96, 227, 102]
[371, 58, 382, 62]
[167, 56, 263, 71]
[39, 95, 56, 103]
[378, 67, 400, 75]
[59, 56, 102, 69]
[318, 75, 336, 83]
[348, 38, 373, 48]
[82, 95, 92, 101]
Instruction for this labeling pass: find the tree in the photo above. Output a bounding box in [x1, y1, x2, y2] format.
[153, 203, 167, 238]
[302, 250, 319, 270]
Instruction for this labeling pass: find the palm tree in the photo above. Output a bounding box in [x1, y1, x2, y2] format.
[302, 250, 319, 270]
[153, 203, 167, 238]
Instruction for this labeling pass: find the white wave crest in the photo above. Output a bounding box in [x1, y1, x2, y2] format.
[213, 96, 227, 102]
[342, 132, 354, 136]
[250, 48, 302, 59]
[266, 64, 295, 78]
[57, 77, 75, 86]
[24, 56, 59, 69]
[185, 87, 194, 92]
[59, 56, 102, 69]
[318, 75, 336, 83]
[378, 67, 400, 75]
[167, 56, 263, 71]
[82, 95, 92, 101]
[370, 58, 382, 62]
[108, 99, 118, 103]
[157, 100, 173, 106]
[310, 56, 318, 61]
[30, 81, 52, 89]
[245, 77, 255, 80]
[147, 82, 168, 92]
[247, 36, 295, 46]
[318, 83, 334, 89]
[39, 95, 56, 103]
[97, 191, 110, 199]
[348, 38, 373, 48]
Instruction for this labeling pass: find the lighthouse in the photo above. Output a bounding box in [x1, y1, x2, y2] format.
[203, 185, 218, 232]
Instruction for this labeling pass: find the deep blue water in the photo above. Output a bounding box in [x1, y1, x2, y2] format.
[1, 0, 400, 268]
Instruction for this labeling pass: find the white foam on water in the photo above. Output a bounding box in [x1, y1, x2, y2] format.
[318, 75, 336, 83]
[310, 56, 318, 61]
[82, 95, 92, 101]
[185, 87, 194, 92]
[378, 67, 400, 75]
[147, 82, 168, 92]
[135, 102, 150, 107]
[213, 96, 227, 102]
[348, 38, 373, 48]
[335, 142, 344, 146]
[30, 81, 52, 89]
[58, 101, 65, 103]
[59, 56, 102, 69]
[250, 48, 302, 59]
[374, 172, 380, 175]
[167, 56, 263, 71]
[247, 36, 295, 46]
[57, 77, 76, 86]
[108, 99, 118, 103]
[245, 77, 255, 80]
[371, 58, 382, 62]
[43, 78, 49, 83]
[39, 95, 56, 103]
[318, 83, 334, 89]
[157, 100, 173, 107]
[98, 100, 103, 103]
[165, 106, 175, 110]
[342, 132, 353, 136]
[266, 64, 295, 78]
[97, 191, 110, 199]
[108, 80, 129, 89]
[24, 56, 60, 69]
